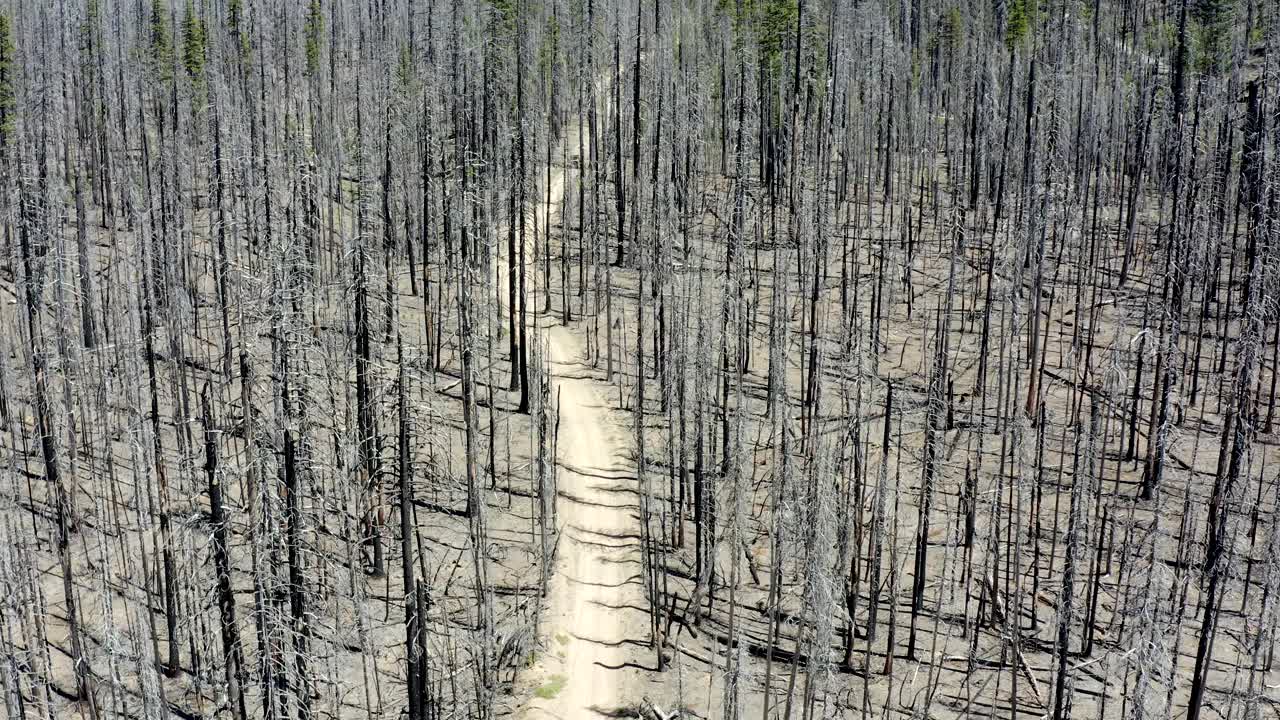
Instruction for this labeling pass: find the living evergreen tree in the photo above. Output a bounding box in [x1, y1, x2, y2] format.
[0, 13, 14, 149]
[1191, 0, 1234, 71]
[182, 1, 206, 81]
[1005, 0, 1037, 48]
[304, 0, 323, 77]
[228, 0, 249, 61]
[150, 0, 173, 81]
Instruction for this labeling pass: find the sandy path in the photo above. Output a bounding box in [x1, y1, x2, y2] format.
[508, 123, 650, 717]
[522, 324, 648, 717]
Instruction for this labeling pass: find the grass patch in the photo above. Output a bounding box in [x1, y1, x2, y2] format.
[534, 674, 568, 700]
[555, 632, 570, 645]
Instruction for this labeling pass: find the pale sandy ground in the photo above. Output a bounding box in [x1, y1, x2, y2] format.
[498, 110, 654, 717]
[517, 321, 651, 718]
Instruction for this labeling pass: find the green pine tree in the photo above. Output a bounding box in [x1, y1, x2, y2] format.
[0, 14, 14, 149]
[182, 1, 206, 81]
[150, 0, 174, 81]
[304, 0, 323, 77]
[756, 0, 797, 75]
[228, 0, 249, 61]
[396, 43, 413, 90]
[1192, 0, 1234, 73]
[488, 0, 517, 38]
[81, 0, 101, 68]
[716, 0, 798, 77]
[939, 7, 963, 53]
[1005, 0, 1037, 49]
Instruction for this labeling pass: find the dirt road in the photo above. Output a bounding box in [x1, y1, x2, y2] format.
[510, 127, 650, 718]
[520, 322, 649, 717]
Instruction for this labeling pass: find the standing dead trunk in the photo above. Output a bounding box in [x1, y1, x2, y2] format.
[203, 388, 247, 720]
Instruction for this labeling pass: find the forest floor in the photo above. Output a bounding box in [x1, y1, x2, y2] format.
[510, 117, 1280, 716]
